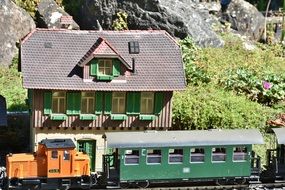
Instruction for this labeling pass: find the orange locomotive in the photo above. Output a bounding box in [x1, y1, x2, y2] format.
[5, 139, 93, 190]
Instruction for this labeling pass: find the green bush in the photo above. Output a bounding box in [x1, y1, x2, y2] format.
[179, 37, 210, 85]
[0, 57, 27, 111]
[172, 84, 279, 132]
[220, 68, 285, 105]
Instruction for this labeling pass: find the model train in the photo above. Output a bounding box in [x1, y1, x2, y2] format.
[1, 128, 285, 190]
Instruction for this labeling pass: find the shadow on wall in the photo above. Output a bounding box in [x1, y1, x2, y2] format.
[0, 112, 30, 166]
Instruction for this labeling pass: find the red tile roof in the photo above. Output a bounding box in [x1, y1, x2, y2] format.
[21, 29, 186, 91]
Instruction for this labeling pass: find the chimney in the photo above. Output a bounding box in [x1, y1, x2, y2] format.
[60, 16, 73, 29]
[132, 58, 136, 74]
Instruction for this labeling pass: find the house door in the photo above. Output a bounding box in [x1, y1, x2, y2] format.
[77, 140, 96, 172]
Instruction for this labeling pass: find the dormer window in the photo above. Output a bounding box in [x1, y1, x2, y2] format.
[98, 59, 112, 75]
[90, 58, 121, 81]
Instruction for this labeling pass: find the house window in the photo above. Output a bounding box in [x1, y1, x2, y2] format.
[190, 148, 205, 163]
[125, 150, 139, 165]
[98, 59, 112, 75]
[112, 92, 126, 114]
[52, 91, 66, 113]
[233, 146, 247, 161]
[169, 148, 183, 164]
[140, 92, 154, 114]
[81, 92, 95, 114]
[147, 149, 162, 164]
[128, 41, 140, 54]
[212, 147, 226, 162]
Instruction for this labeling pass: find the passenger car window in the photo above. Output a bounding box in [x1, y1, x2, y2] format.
[233, 146, 247, 161]
[147, 149, 161, 164]
[190, 148, 205, 163]
[212, 147, 226, 162]
[169, 148, 183, 164]
[125, 150, 139, 165]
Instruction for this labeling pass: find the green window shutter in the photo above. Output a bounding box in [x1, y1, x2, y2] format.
[90, 59, 98, 76]
[112, 59, 121, 77]
[67, 92, 81, 115]
[154, 92, 164, 114]
[44, 91, 52, 115]
[104, 92, 112, 114]
[95, 91, 103, 114]
[127, 92, 140, 114]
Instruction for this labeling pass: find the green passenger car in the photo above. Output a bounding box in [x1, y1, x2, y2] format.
[103, 129, 263, 187]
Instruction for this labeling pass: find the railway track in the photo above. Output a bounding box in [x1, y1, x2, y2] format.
[105, 182, 285, 190]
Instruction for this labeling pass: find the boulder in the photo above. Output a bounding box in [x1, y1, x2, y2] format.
[0, 0, 36, 66]
[224, 0, 265, 40]
[37, 0, 80, 29]
[78, 0, 224, 47]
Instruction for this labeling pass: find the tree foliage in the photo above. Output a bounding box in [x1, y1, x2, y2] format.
[112, 11, 128, 31]
[0, 57, 27, 111]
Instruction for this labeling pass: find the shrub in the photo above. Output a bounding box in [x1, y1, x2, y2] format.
[0, 57, 27, 111]
[179, 37, 210, 85]
[172, 84, 279, 132]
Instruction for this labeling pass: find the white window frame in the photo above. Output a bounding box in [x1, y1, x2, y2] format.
[124, 150, 140, 165]
[98, 59, 112, 75]
[140, 92, 154, 114]
[81, 92, 95, 114]
[168, 148, 183, 164]
[52, 91, 66, 113]
[112, 92, 126, 114]
[190, 148, 205, 163]
[211, 147, 226, 163]
[233, 146, 247, 162]
[146, 149, 162, 165]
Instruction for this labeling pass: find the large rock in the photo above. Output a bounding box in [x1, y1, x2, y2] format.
[0, 0, 35, 66]
[37, 0, 80, 29]
[79, 0, 224, 47]
[224, 0, 265, 40]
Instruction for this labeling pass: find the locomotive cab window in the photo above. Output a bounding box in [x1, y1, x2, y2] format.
[63, 150, 70, 160]
[212, 148, 226, 162]
[51, 150, 58, 159]
[233, 146, 247, 161]
[169, 148, 183, 164]
[125, 150, 139, 165]
[147, 149, 162, 164]
[190, 148, 205, 163]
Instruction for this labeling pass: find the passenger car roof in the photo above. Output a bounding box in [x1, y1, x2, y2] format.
[105, 129, 264, 148]
[40, 139, 75, 149]
[272, 128, 285, 144]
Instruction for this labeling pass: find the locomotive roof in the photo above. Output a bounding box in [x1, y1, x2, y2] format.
[272, 128, 285, 144]
[40, 139, 75, 149]
[105, 129, 264, 148]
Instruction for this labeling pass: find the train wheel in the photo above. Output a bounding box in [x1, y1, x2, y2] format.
[234, 178, 246, 185]
[215, 179, 227, 186]
[136, 180, 149, 188]
[120, 182, 129, 189]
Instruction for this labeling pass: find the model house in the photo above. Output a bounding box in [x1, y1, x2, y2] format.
[20, 29, 186, 171]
